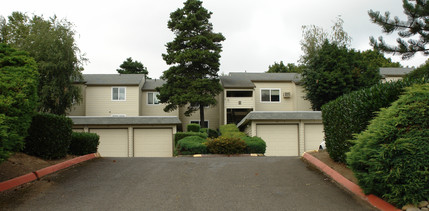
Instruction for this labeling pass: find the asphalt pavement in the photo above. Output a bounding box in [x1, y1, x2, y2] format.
[0, 157, 375, 210]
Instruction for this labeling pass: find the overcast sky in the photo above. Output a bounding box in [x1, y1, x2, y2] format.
[2, 0, 427, 78]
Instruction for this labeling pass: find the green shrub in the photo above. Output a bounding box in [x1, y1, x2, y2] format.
[200, 128, 219, 138]
[176, 136, 207, 155]
[404, 62, 429, 81]
[0, 44, 39, 163]
[219, 124, 246, 138]
[206, 136, 247, 154]
[321, 78, 427, 163]
[187, 123, 200, 132]
[69, 132, 100, 155]
[347, 83, 429, 207]
[175, 132, 207, 145]
[24, 113, 73, 159]
[219, 124, 239, 134]
[242, 136, 266, 154]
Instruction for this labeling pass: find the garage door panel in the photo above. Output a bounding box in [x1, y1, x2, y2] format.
[304, 124, 324, 151]
[90, 129, 128, 157]
[257, 124, 298, 156]
[134, 129, 172, 157]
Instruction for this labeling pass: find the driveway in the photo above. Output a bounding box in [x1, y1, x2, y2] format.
[1, 157, 375, 210]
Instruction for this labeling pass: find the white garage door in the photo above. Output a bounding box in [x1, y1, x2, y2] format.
[90, 129, 128, 157]
[304, 124, 324, 151]
[256, 124, 298, 156]
[134, 129, 173, 157]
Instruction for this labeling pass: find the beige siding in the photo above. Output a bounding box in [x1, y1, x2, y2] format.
[254, 82, 294, 111]
[295, 85, 312, 111]
[179, 96, 221, 131]
[67, 84, 86, 116]
[141, 91, 179, 116]
[86, 86, 140, 116]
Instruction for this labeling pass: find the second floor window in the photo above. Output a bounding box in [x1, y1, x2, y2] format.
[148, 92, 160, 104]
[261, 89, 280, 102]
[112, 87, 126, 101]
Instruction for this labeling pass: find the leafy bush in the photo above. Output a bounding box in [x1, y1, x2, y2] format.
[24, 113, 73, 159]
[219, 124, 239, 134]
[206, 137, 247, 154]
[175, 132, 207, 145]
[0, 44, 39, 163]
[219, 124, 247, 138]
[242, 136, 266, 154]
[187, 123, 200, 132]
[200, 128, 219, 138]
[321, 78, 427, 163]
[176, 136, 207, 155]
[404, 61, 429, 81]
[69, 132, 100, 155]
[347, 83, 429, 207]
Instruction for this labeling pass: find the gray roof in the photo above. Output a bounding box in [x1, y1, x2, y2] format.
[142, 79, 166, 91]
[237, 111, 322, 127]
[379, 67, 414, 76]
[69, 116, 181, 125]
[220, 72, 302, 88]
[82, 74, 145, 85]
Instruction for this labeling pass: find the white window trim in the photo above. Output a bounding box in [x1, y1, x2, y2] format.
[111, 87, 126, 101]
[147, 92, 160, 105]
[190, 120, 209, 128]
[260, 88, 281, 103]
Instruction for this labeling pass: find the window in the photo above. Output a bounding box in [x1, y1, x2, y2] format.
[112, 87, 126, 101]
[261, 89, 280, 102]
[190, 120, 209, 128]
[148, 92, 160, 105]
[226, 91, 253, 97]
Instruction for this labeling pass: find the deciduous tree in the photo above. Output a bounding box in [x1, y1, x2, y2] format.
[267, 61, 303, 73]
[0, 12, 86, 115]
[157, 0, 225, 128]
[0, 44, 39, 162]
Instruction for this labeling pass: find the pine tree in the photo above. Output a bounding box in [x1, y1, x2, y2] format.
[156, 0, 225, 128]
[369, 0, 429, 59]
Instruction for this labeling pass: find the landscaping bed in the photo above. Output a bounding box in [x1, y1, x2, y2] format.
[0, 153, 77, 182]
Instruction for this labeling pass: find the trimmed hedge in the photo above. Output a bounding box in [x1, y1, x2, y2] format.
[187, 123, 200, 132]
[69, 132, 100, 155]
[175, 132, 208, 145]
[25, 113, 73, 159]
[200, 128, 219, 138]
[242, 136, 266, 154]
[347, 83, 429, 207]
[176, 136, 208, 155]
[206, 136, 247, 154]
[321, 78, 427, 163]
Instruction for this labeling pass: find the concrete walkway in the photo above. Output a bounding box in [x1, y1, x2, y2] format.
[0, 157, 375, 210]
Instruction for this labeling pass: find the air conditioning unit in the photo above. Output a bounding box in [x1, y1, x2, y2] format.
[283, 92, 291, 98]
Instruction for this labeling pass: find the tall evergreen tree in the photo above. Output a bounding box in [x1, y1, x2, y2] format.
[157, 0, 225, 128]
[0, 12, 86, 115]
[369, 0, 429, 59]
[116, 57, 149, 77]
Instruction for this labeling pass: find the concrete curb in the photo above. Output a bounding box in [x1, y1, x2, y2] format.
[302, 152, 400, 211]
[0, 153, 99, 192]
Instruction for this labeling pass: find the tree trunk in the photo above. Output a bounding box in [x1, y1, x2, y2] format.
[199, 104, 205, 128]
